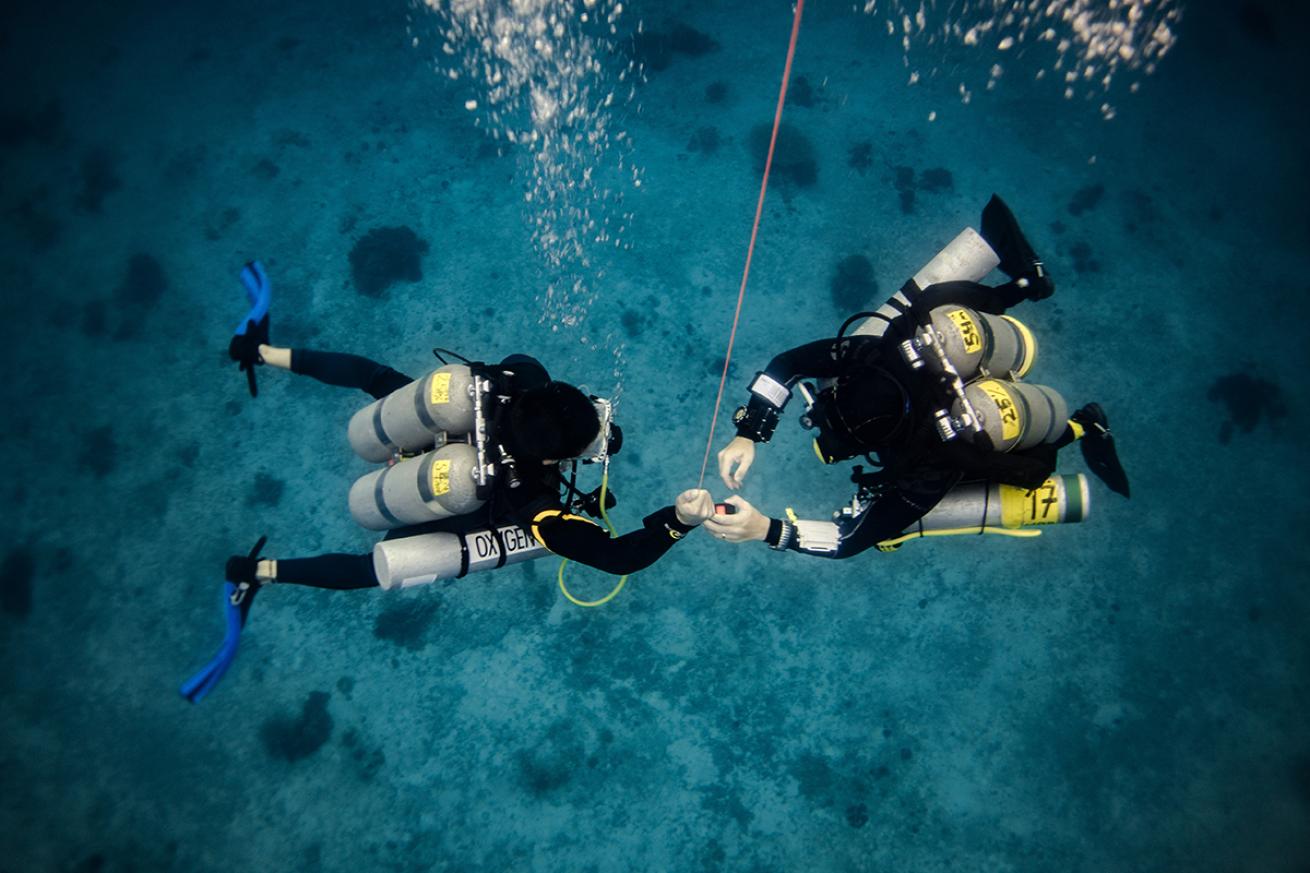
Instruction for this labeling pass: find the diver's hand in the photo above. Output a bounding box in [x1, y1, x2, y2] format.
[702, 495, 770, 543]
[228, 317, 268, 368]
[674, 489, 715, 526]
[717, 436, 757, 490]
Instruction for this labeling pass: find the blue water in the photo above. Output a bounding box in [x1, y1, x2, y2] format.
[2, 1, 1308, 870]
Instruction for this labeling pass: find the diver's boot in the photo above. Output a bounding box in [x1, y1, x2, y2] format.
[229, 260, 272, 397]
[1014, 261, 1054, 301]
[226, 535, 271, 619]
[1072, 403, 1130, 498]
[981, 194, 1055, 302]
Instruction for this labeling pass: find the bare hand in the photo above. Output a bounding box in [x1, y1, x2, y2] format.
[717, 436, 757, 490]
[702, 495, 770, 543]
[674, 489, 715, 526]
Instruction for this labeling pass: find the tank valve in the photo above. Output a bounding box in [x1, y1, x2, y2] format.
[934, 408, 959, 442]
[899, 338, 924, 369]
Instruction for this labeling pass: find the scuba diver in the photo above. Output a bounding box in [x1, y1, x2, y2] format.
[704, 195, 1129, 558]
[181, 261, 712, 701]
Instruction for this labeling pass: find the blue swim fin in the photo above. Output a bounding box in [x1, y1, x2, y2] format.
[179, 535, 266, 703]
[179, 583, 253, 703]
[236, 261, 270, 329]
[229, 260, 271, 398]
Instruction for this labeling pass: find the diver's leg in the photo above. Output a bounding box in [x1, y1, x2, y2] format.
[261, 348, 413, 399]
[239, 553, 381, 591]
[980, 195, 1054, 301]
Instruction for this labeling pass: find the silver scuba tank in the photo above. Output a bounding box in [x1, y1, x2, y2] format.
[903, 473, 1090, 535]
[371, 523, 549, 589]
[910, 305, 1037, 381]
[849, 227, 1001, 339]
[348, 442, 485, 530]
[347, 364, 477, 463]
[946, 378, 1069, 452]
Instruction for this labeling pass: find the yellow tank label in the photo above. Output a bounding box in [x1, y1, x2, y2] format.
[948, 309, 983, 354]
[978, 380, 1021, 442]
[1000, 478, 1062, 527]
[430, 459, 451, 496]
[429, 372, 451, 405]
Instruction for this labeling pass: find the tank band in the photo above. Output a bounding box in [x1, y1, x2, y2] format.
[1011, 382, 1034, 448]
[370, 403, 395, 453]
[491, 527, 509, 569]
[1001, 315, 1037, 377]
[372, 467, 403, 528]
[413, 375, 438, 432]
[456, 533, 470, 578]
[417, 453, 435, 503]
[976, 309, 996, 369]
[1064, 475, 1084, 523]
[1036, 386, 1058, 444]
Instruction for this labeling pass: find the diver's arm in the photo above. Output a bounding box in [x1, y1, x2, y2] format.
[531, 507, 696, 575]
[732, 337, 879, 444]
[529, 490, 712, 575]
[765, 497, 928, 560]
[704, 489, 940, 560]
[721, 338, 861, 488]
[703, 495, 858, 558]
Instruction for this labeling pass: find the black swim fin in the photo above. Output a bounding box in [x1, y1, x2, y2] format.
[981, 195, 1054, 301]
[1073, 403, 1130, 498]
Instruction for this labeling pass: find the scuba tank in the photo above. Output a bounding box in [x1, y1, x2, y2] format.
[347, 442, 485, 531]
[902, 305, 1037, 382]
[847, 227, 1001, 339]
[910, 473, 1089, 532]
[372, 524, 550, 589]
[345, 359, 621, 553]
[347, 364, 477, 463]
[946, 379, 1069, 452]
[874, 473, 1091, 551]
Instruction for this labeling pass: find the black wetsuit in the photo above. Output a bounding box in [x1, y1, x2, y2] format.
[277, 350, 693, 590]
[737, 280, 1072, 560]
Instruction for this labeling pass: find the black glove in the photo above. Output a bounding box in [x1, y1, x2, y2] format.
[228, 314, 269, 397]
[226, 535, 268, 614]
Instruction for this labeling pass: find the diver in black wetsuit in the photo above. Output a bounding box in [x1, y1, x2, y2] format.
[704, 196, 1128, 558]
[223, 341, 714, 597]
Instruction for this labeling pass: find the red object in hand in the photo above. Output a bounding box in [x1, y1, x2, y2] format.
[714, 503, 738, 516]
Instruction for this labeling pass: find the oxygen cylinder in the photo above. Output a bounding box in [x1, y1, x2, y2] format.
[372, 524, 549, 589]
[348, 442, 484, 531]
[347, 365, 477, 463]
[904, 474, 1090, 534]
[953, 379, 1069, 452]
[850, 227, 1001, 339]
[923, 306, 1037, 380]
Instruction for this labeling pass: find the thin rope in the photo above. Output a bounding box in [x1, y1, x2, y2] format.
[697, 0, 806, 488]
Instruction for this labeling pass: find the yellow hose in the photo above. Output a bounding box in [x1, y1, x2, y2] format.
[557, 466, 628, 607]
[875, 525, 1042, 549]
